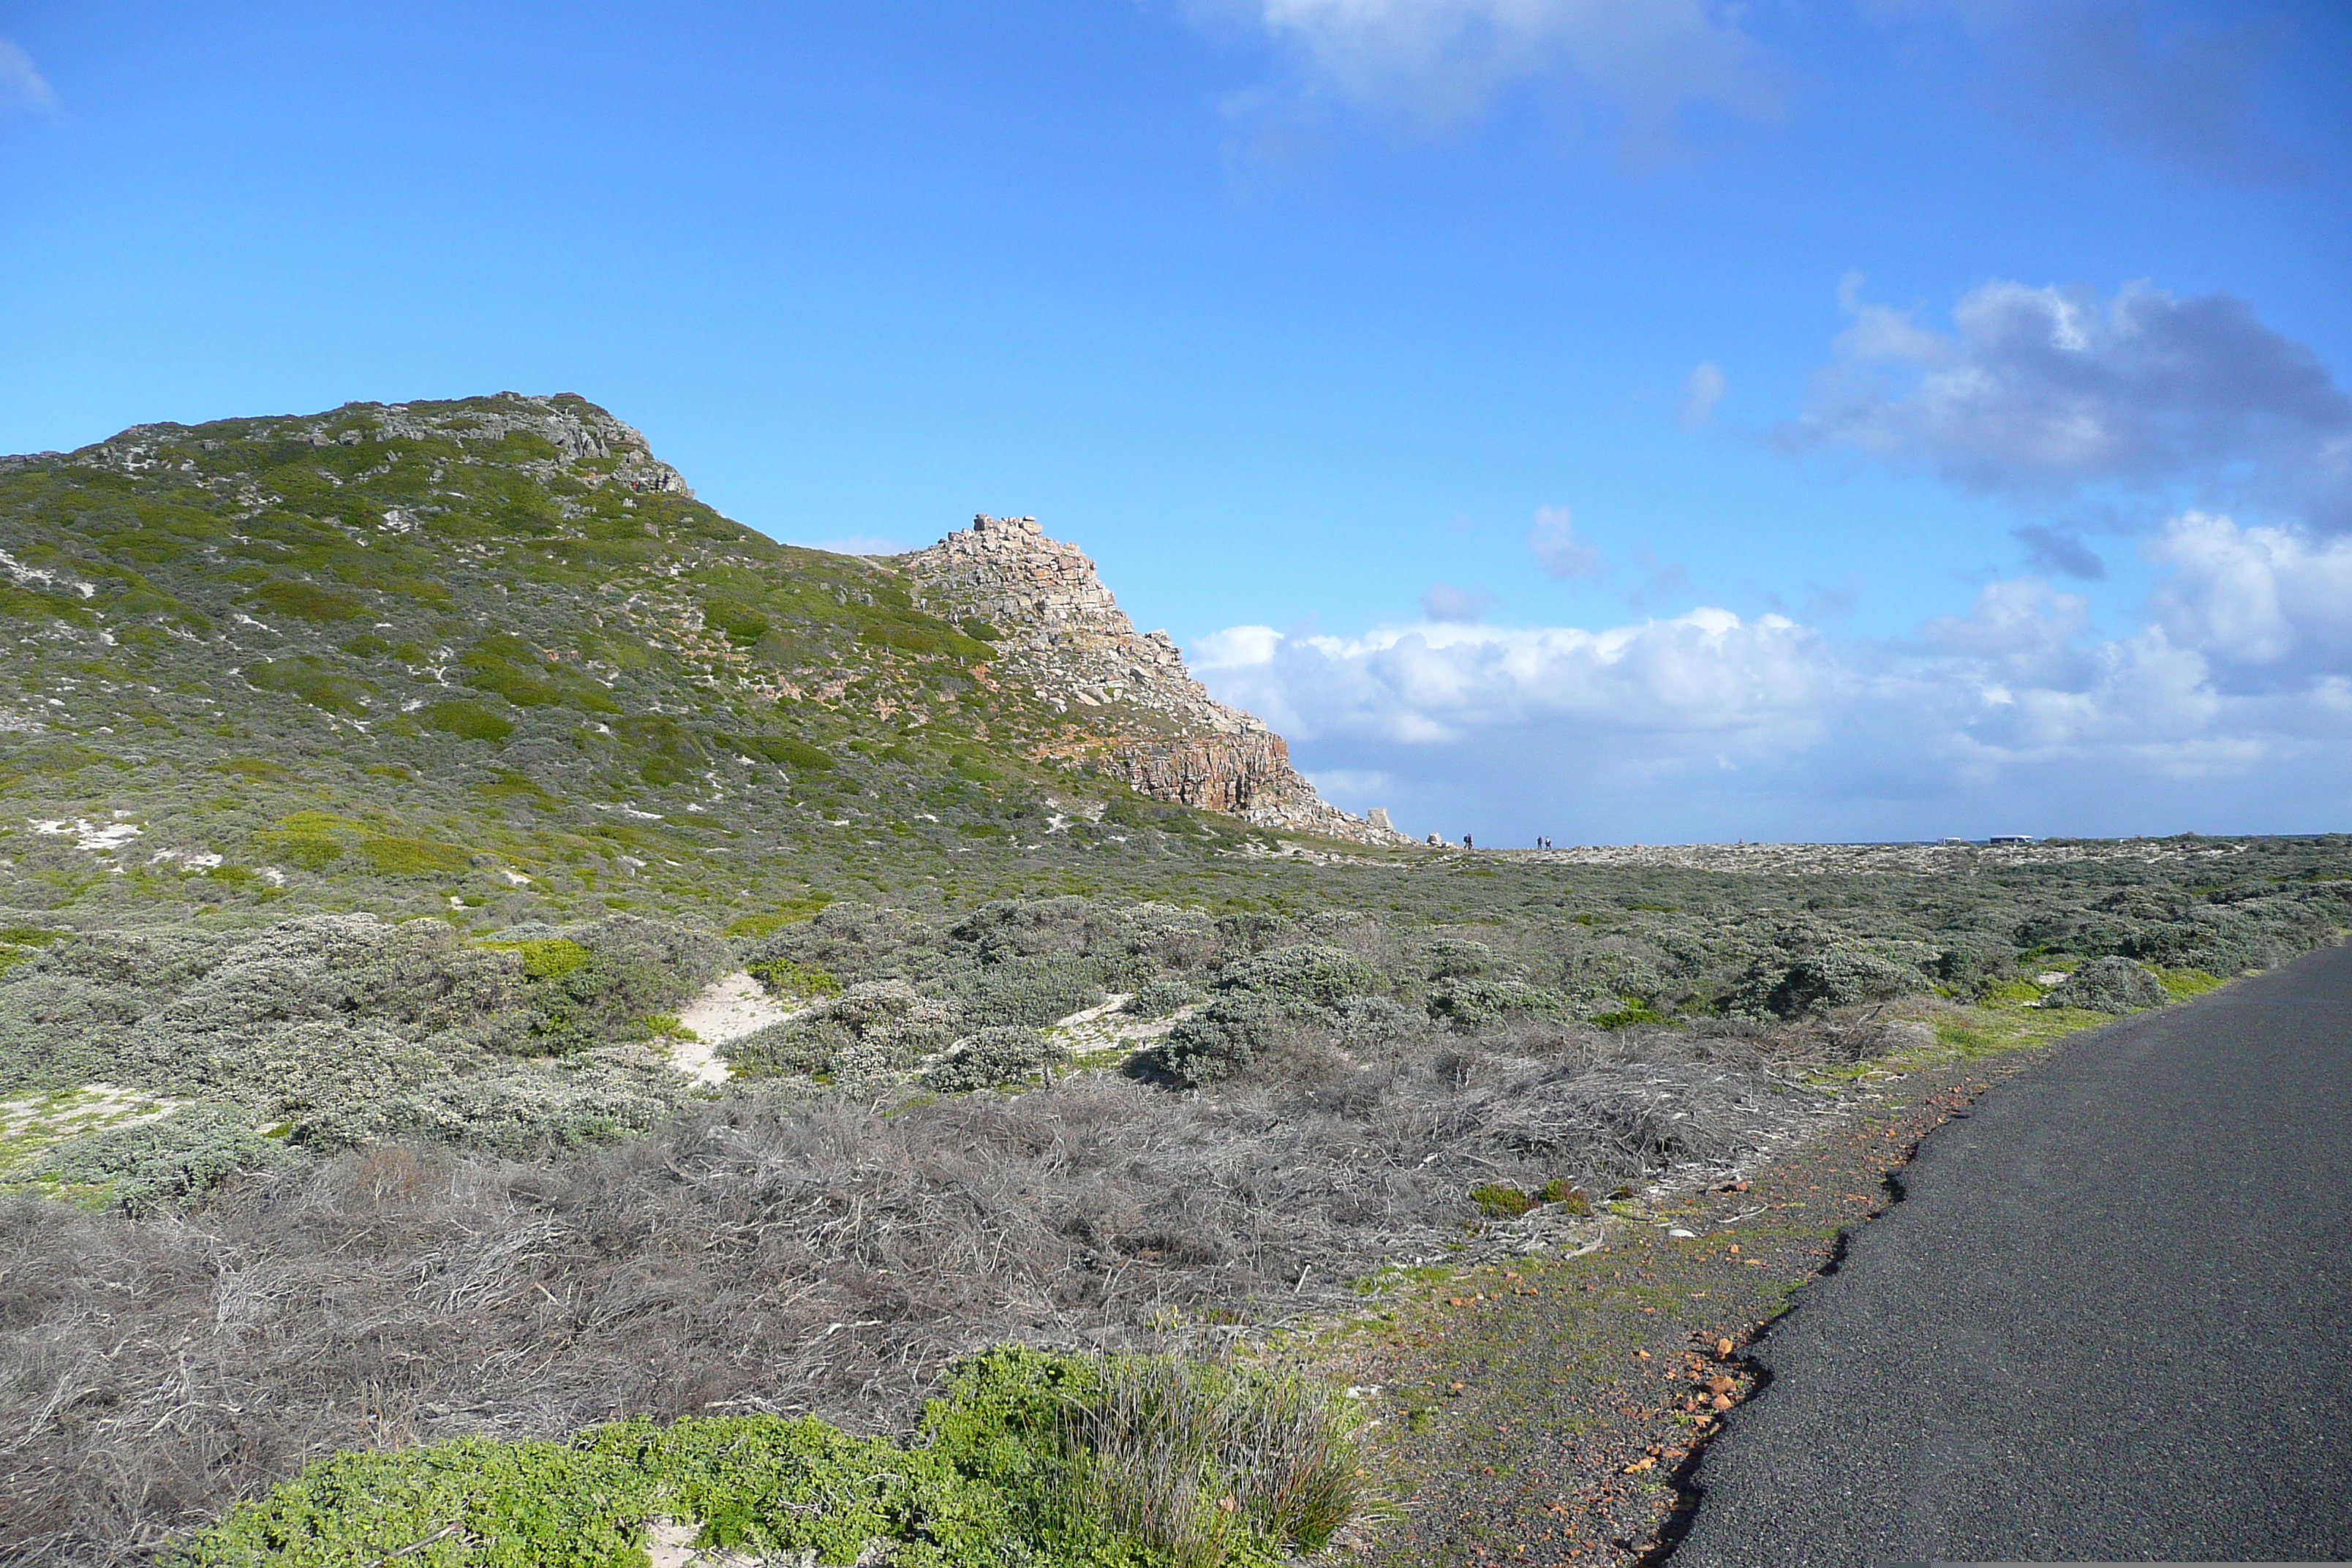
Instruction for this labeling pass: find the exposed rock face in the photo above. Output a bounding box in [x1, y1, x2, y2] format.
[900, 515, 1408, 845]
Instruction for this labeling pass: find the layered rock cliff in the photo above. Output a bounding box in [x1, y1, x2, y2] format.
[898, 514, 1406, 845]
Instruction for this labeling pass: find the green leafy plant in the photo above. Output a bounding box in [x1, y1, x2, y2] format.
[1470, 1183, 1537, 1218]
[175, 1349, 1371, 1568]
[419, 698, 516, 742]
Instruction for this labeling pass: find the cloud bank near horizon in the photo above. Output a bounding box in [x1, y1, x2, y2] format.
[1193, 510, 2352, 843]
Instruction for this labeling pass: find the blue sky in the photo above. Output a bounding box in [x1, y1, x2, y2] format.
[4, 1, 2349, 843]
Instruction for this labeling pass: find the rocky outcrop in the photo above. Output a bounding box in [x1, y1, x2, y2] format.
[1111, 733, 1307, 817]
[64, 393, 696, 502]
[900, 515, 1409, 845]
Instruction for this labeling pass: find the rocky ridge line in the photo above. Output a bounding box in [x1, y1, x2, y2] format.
[3, 393, 695, 504]
[897, 514, 1409, 846]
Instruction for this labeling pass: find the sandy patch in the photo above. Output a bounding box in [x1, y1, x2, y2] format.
[29, 817, 144, 853]
[1046, 992, 1195, 1058]
[0, 1082, 188, 1175]
[643, 1519, 763, 1568]
[669, 971, 802, 1088]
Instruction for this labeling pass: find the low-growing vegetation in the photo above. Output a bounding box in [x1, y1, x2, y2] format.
[178, 1349, 1371, 1568]
[6, 393, 2349, 1566]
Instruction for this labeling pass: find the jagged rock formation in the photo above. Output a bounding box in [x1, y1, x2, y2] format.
[899, 514, 1409, 845]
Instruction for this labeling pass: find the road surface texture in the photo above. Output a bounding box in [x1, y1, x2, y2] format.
[1671, 941, 2352, 1567]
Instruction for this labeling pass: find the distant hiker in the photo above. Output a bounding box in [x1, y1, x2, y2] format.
[1463, 833, 1474, 849]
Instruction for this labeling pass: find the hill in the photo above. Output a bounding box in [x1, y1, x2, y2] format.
[0, 392, 1398, 937]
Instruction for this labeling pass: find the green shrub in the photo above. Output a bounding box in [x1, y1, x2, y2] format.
[862, 622, 941, 656]
[745, 956, 843, 1000]
[458, 657, 564, 707]
[727, 733, 834, 771]
[359, 835, 472, 876]
[701, 598, 770, 646]
[1470, 1183, 1537, 1218]
[211, 755, 290, 778]
[421, 698, 516, 742]
[2156, 967, 2226, 998]
[249, 577, 369, 621]
[929, 1348, 1371, 1568]
[181, 1349, 1371, 1568]
[480, 937, 592, 980]
[723, 895, 835, 938]
[521, 917, 732, 1056]
[1042, 1353, 1372, 1567]
[252, 811, 358, 870]
[0, 581, 95, 624]
[243, 657, 372, 714]
[951, 752, 1003, 782]
[178, 1417, 1011, 1568]
[1540, 1178, 1591, 1213]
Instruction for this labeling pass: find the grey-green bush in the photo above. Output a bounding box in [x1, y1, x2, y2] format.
[37, 1103, 295, 1214]
[1758, 949, 1920, 1017]
[2042, 956, 2169, 1013]
[1215, 943, 1382, 1007]
[1425, 977, 1574, 1032]
[922, 1025, 1059, 1093]
[1137, 994, 1288, 1087]
[1122, 975, 1202, 1017]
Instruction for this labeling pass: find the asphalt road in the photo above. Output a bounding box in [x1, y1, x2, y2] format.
[1670, 942, 2352, 1567]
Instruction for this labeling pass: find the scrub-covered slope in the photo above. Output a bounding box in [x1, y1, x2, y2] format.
[0, 393, 1385, 931]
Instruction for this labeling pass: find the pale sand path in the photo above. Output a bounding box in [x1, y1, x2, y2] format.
[663, 976, 1199, 1088]
[668, 971, 799, 1087]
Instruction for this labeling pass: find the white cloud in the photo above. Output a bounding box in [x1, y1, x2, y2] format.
[1526, 503, 1604, 579]
[1678, 361, 1727, 426]
[1923, 576, 2089, 660]
[1793, 278, 2352, 527]
[1194, 624, 1287, 670]
[1201, 0, 1784, 143]
[1194, 509, 2352, 839]
[2146, 510, 2352, 671]
[1198, 604, 1835, 747]
[0, 39, 56, 114]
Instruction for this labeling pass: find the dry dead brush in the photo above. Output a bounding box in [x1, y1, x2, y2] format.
[2, 1026, 1848, 1566]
